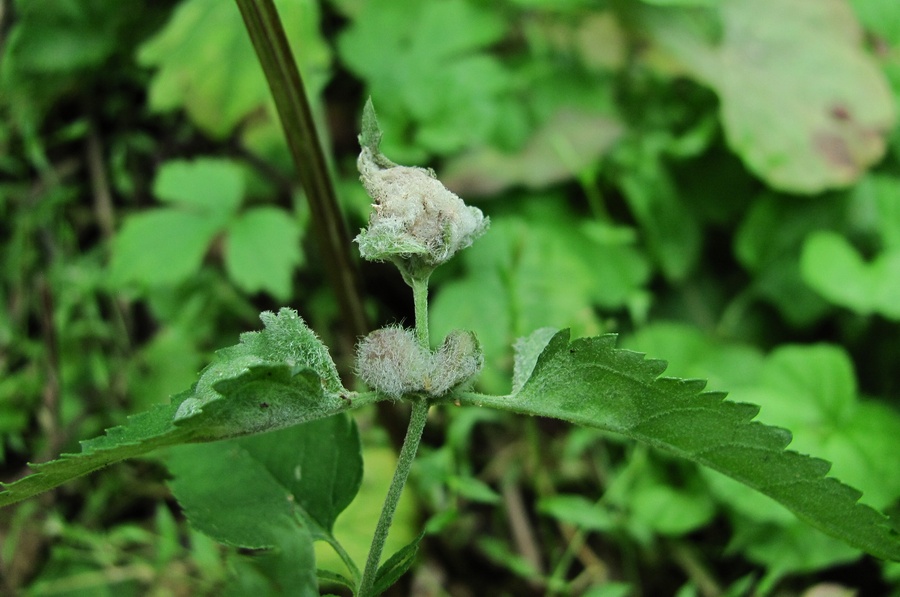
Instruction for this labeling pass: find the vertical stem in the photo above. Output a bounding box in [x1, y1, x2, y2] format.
[234, 0, 368, 342]
[357, 399, 430, 597]
[411, 275, 430, 349]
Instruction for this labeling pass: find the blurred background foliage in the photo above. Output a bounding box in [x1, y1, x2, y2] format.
[2, 0, 900, 595]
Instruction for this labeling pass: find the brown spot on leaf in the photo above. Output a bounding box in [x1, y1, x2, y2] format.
[812, 132, 855, 171]
[830, 104, 851, 122]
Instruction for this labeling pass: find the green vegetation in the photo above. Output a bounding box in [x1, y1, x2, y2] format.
[2, 0, 900, 595]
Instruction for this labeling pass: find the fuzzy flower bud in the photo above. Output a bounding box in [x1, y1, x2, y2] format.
[355, 326, 430, 400]
[355, 326, 483, 399]
[354, 100, 488, 279]
[428, 330, 483, 396]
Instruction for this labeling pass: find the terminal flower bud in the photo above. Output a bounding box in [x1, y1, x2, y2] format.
[354, 100, 488, 281]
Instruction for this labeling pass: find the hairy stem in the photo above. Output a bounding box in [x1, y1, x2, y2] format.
[411, 275, 430, 349]
[358, 399, 430, 596]
[234, 0, 368, 343]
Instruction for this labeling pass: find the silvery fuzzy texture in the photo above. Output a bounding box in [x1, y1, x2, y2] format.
[355, 146, 488, 268]
[355, 326, 431, 399]
[428, 330, 483, 396]
[355, 326, 483, 399]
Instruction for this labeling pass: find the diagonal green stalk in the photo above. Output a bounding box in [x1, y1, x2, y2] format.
[357, 398, 429, 596]
[234, 0, 367, 342]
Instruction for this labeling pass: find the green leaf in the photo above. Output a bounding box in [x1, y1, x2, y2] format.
[628, 481, 716, 536]
[0, 309, 378, 508]
[137, 0, 330, 141]
[338, 0, 510, 158]
[175, 308, 345, 419]
[641, 0, 896, 193]
[728, 344, 900, 509]
[800, 231, 900, 319]
[234, 415, 362, 536]
[616, 150, 701, 280]
[4, 0, 123, 74]
[0, 397, 191, 508]
[457, 330, 900, 561]
[373, 532, 424, 597]
[537, 495, 617, 531]
[108, 158, 247, 289]
[165, 431, 320, 596]
[849, 0, 900, 45]
[153, 158, 245, 214]
[225, 207, 302, 300]
[108, 209, 221, 288]
[166, 415, 361, 549]
[734, 192, 842, 326]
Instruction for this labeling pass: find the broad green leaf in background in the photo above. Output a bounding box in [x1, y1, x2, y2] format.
[109, 158, 303, 298]
[621, 322, 764, 392]
[3, 0, 121, 74]
[108, 208, 222, 288]
[137, 0, 330, 151]
[642, 0, 896, 193]
[225, 207, 303, 301]
[0, 309, 379, 508]
[314, 445, 418, 584]
[456, 329, 900, 561]
[109, 158, 245, 289]
[728, 344, 900, 509]
[800, 231, 900, 319]
[337, 0, 512, 160]
[734, 193, 844, 326]
[153, 158, 245, 214]
[538, 495, 617, 532]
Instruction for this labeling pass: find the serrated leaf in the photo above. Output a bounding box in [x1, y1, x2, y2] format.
[800, 231, 900, 319]
[175, 308, 345, 420]
[729, 344, 900, 509]
[225, 207, 302, 300]
[0, 397, 191, 507]
[0, 310, 378, 508]
[372, 532, 424, 596]
[108, 209, 221, 288]
[458, 330, 900, 561]
[642, 0, 896, 193]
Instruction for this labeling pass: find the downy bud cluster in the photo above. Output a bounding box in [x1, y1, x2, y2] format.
[355, 326, 483, 399]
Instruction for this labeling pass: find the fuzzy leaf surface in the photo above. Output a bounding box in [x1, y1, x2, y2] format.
[0, 309, 377, 508]
[457, 330, 900, 561]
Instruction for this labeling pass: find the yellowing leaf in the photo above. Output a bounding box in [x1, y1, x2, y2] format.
[643, 0, 896, 193]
